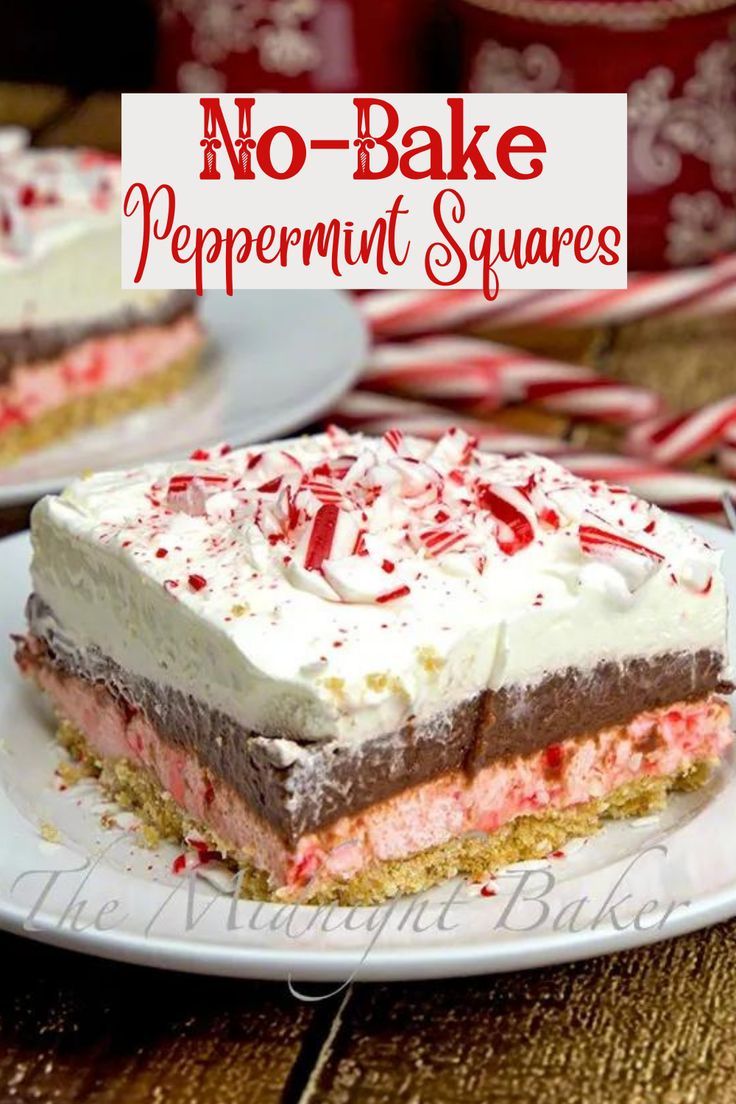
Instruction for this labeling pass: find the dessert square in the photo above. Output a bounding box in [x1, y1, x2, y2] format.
[16, 427, 733, 903]
[0, 133, 204, 464]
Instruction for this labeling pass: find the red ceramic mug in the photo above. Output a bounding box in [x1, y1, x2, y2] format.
[155, 0, 435, 93]
[454, 0, 736, 270]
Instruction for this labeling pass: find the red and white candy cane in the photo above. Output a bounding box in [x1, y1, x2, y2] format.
[626, 394, 736, 466]
[358, 256, 736, 339]
[362, 337, 662, 424]
[718, 422, 736, 479]
[559, 453, 736, 516]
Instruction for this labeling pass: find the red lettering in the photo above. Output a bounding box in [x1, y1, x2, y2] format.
[469, 227, 500, 299]
[446, 98, 494, 181]
[496, 126, 545, 180]
[426, 188, 468, 287]
[172, 226, 223, 295]
[199, 97, 256, 180]
[574, 225, 596, 262]
[122, 183, 175, 284]
[353, 98, 399, 180]
[400, 127, 445, 180]
[598, 226, 621, 265]
[225, 227, 252, 289]
[256, 126, 307, 179]
[526, 227, 553, 264]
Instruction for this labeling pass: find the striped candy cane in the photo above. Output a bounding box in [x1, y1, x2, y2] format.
[362, 337, 662, 424]
[559, 453, 736, 516]
[718, 422, 736, 478]
[627, 395, 736, 465]
[358, 256, 736, 338]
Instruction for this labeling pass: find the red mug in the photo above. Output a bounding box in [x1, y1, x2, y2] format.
[155, 0, 435, 93]
[454, 0, 736, 270]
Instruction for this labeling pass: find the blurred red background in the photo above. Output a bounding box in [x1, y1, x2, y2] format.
[2, 0, 734, 272]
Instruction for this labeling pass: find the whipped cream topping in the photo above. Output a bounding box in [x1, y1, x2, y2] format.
[0, 129, 169, 329]
[0, 133, 118, 269]
[30, 429, 729, 746]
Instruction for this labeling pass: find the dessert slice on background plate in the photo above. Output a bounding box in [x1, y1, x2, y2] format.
[15, 426, 733, 905]
[0, 128, 204, 465]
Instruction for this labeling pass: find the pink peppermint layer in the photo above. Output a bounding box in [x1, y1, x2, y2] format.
[0, 138, 204, 457]
[0, 309, 203, 438]
[18, 641, 733, 899]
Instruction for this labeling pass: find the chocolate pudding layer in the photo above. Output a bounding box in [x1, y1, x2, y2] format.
[20, 595, 731, 845]
[0, 291, 196, 377]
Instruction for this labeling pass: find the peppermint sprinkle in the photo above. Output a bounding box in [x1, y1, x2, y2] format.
[305, 503, 339, 572]
[376, 585, 411, 604]
[578, 525, 664, 563]
[101, 427, 699, 613]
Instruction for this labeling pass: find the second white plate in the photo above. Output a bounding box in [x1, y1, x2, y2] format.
[0, 290, 367, 506]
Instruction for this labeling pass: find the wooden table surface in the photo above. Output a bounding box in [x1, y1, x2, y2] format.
[4, 921, 736, 1104]
[2, 83, 736, 1104]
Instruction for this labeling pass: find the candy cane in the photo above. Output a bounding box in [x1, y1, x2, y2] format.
[358, 257, 736, 338]
[627, 394, 736, 465]
[563, 456, 736, 517]
[362, 337, 662, 424]
[359, 290, 499, 337]
[718, 422, 736, 478]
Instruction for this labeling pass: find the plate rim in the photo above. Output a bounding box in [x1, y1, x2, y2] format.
[0, 888, 734, 983]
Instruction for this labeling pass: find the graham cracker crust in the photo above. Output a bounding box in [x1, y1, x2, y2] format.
[56, 719, 714, 907]
[0, 346, 201, 466]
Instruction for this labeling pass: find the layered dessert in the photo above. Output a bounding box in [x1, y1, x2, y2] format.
[0, 130, 204, 464]
[15, 427, 733, 904]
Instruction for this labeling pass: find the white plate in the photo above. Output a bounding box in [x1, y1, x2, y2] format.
[0, 290, 367, 507]
[0, 522, 735, 983]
